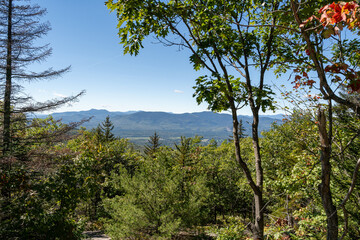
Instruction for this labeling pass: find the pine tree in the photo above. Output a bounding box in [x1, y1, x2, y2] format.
[237, 119, 247, 139]
[0, 0, 83, 156]
[100, 116, 115, 142]
[144, 132, 161, 157]
[174, 136, 192, 167]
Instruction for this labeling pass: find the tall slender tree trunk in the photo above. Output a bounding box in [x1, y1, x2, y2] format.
[229, 100, 263, 239]
[252, 111, 264, 239]
[290, 1, 341, 238]
[318, 109, 338, 240]
[253, 194, 264, 239]
[3, 0, 13, 155]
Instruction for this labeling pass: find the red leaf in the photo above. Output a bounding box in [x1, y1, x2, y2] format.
[329, 2, 342, 13]
[348, 80, 360, 92]
[332, 12, 342, 23]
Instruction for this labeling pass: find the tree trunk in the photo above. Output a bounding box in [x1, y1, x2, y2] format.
[253, 193, 264, 239]
[3, 0, 13, 155]
[229, 102, 263, 239]
[318, 109, 338, 240]
[251, 111, 264, 239]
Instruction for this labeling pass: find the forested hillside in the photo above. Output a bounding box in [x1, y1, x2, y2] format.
[1, 0, 360, 240]
[39, 109, 282, 145]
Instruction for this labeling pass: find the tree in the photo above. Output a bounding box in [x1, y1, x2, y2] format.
[144, 131, 161, 157]
[260, 106, 360, 238]
[0, 0, 83, 156]
[94, 116, 116, 143]
[0, 1, 84, 238]
[106, 1, 281, 238]
[66, 127, 138, 222]
[100, 116, 116, 142]
[275, 1, 360, 238]
[261, 111, 325, 237]
[292, 0, 360, 108]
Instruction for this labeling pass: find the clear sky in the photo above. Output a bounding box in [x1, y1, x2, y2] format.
[25, 0, 286, 115]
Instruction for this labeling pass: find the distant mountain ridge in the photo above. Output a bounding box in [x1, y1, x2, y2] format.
[38, 109, 283, 145]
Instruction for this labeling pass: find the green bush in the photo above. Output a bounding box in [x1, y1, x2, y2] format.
[0, 164, 84, 240]
[212, 216, 246, 240]
[103, 150, 210, 239]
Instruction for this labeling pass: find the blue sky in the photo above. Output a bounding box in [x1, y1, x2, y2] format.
[25, 0, 287, 115]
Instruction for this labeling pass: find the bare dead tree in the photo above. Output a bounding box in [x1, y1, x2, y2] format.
[0, 0, 84, 156]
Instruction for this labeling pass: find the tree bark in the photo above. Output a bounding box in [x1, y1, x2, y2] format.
[252, 111, 264, 239]
[3, 0, 13, 155]
[318, 109, 338, 240]
[253, 193, 264, 240]
[229, 100, 263, 239]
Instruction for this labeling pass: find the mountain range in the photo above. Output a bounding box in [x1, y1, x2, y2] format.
[38, 109, 284, 146]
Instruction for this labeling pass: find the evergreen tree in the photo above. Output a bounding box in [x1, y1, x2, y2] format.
[144, 131, 161, 157]
[100, 116, 115, 141]
[174, 136, 192, 167]
[237, 119, 247, 139]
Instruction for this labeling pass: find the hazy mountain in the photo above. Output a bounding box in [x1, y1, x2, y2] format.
[38, 109, 283, 145]
[36, 109, 136, 123]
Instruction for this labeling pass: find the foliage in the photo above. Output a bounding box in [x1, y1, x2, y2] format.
[260, 107, 360, 239]
[197, 140, 253, 222]
[106, 1, 283, 237]
[66, 126, 139, 222]
[4, 1, 360, 239]
[299, 1, 360, 93]
[0, 159, 84, 240]
[144, 131, 161, 157]
[103, 143, 210, 239]
[2, 108, 358, 239]
[0, 114, 138, 239]
[0, 1, 83, 236]
[214, 217, 247, 240]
